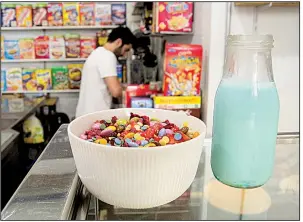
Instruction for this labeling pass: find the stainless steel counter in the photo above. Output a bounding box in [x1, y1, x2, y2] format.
[1, 126, 299, 220]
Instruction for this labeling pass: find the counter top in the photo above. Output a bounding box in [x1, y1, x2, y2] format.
[1, 126, 299, 220]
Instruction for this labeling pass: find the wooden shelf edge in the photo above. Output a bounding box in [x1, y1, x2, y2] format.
[235, 2, 299, 7]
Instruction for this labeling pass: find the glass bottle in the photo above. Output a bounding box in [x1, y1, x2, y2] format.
[211, 35, 280, 188]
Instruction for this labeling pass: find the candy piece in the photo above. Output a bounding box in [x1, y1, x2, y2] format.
[141, 140, 148, 146]
[100, 123, 106, 130]
[125, 138, 132, 143]
[106, 120, 112, 124]
[141, 125, 149, 131]
[107, 126, 116, 131]
[125, 125, 131, 131]
[95, 138, 107, 145]
[159, 139, 167, 146]
[117, 125, 125, 133]
[137, 122, 143, 127]
[128, 141, 139, 147]
[145, 143, 156, 147]
[100, 129, 113, 137]
[111, 116, 118, 124]
[162, 136, 170, 143]
[117, 119, 127, 125]
[165, 129, 174, 135]
[134, 125, 141, 131]
[80, 134, 87, 140]
[134, 133, 142, 140]
[114, 138, 122, 145]
[158, 128, 166, 137]
[180, 127, 189, 134]
[92, 123, 101, 129]
[174, 133, 182, 141]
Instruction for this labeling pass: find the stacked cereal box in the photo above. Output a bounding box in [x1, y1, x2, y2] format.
[63, 3, 80, 26]
[16, 4, 32, 27]
[35, 69, 52, 90]
[80, 2, 95, 26]
[1, 4, 17, 27]
[153, 2, 193, 33]
[19, 38, 35, 59]
[6, 68, 23, 91]
[47, 3, 63, 26]
[22, 68, 37, 91]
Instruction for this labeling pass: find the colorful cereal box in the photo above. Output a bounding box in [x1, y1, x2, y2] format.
[68, 64, 83, 89]
[80, 3, 95, 26]
[47, 3, 63, 26]
[4, 40, 20, 60]
[22, 68, 37, 91]
[1, 36, 4, 60]
[65, 34, 80, 58]
[6, 68, 23, 91]
[33, 3, 48, 26]
[63, 3, 80, 26]
[80, 36, 96, 58]
[163, 43, 203, 96]
[95, 4, 112, 26]
[49, 35, 65, 59]
[35, 36, 49, 59]
[19, 38, 35, 59]
[1, 4, 17, 27]
[111, 4, 126, 25]
[35, 69, 52, 90]
[155, 2, 193, 33]
[1, 69, 7, 92]
[16, 5, 32, 27]
[51, 67, 69, 90]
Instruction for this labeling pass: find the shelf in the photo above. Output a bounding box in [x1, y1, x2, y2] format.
[1, 58, 86, 63]
[235, 2, 299, 7]
[1, 25, 119, 31]
[2, 90, 80, 94]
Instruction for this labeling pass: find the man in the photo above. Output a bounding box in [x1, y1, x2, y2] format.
[76, 27, 136, 117]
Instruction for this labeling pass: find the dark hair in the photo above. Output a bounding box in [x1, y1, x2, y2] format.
[107, 26, 136, 47]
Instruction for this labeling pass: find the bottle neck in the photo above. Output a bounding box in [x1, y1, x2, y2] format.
[223, 46, 274, 83]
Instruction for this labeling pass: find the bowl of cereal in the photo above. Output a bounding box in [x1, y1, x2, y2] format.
[68, 108, 206, 209]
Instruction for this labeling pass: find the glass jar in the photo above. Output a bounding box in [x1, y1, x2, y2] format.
[211, 35, 280, 188]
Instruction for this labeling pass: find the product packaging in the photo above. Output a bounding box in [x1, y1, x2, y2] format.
[155, 2, 193, 33]
[35, 69, 52, 90]
[22, 68, 37, 91]
[96, 29, 109, 47]
[80, 36, 96, 58]
[49, 35, 66, 59]
[16, 4, 32, 27]
[63, 2, 80, 26]
[131, 97, 154, 108]
[65, 34, 80, 58]
[51, 67, 69, 90]
[1, 69, 7, 92]
[111, 4, 126, 25]
[68, 64, 83, 89]
[1, 36, 4, 60]
[35, 36, 50, 59]
[4, 39, 20, 60]
[47, 3, 63, 26]
[19, 38, 35, 59]
[6, 67, 23, 91]
[163, 43, 203, 96]
[33, 3, 48, 26]
[80, 2, 95, 26]
[1, 4, 17, 27]
[95, 4, 112, 25]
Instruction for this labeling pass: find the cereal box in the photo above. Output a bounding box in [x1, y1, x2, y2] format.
[33, 3, 48, 26]
[95, 4, 112, 26]
[1, 4, 17, 27]
[4, 40, 20, 60]
[163, 43, 203, 96]
[156, 2, 193, 33]
[49, 35, 65, 59]
[16, 5, 32, 27]
[22, 68, 37, 91]
[1, 69, 7, 92]
[35, 36, 49, 59]
[51, 67, 69, 90]
[35, 69, 52, 90]
[47, 3, 63, 26]
[63, 3, 80, 26]
[68, 64, 83, 89]
[80, 36, 96, 58]
[96, 30, 109, 47]
[111, 4, 126, 25]
[19, 38, 35, 59]
[65, 34, 80, 58]
[80, 3, 95, 26]
[6, 68, 23, 91]
[1, 36, 4, 60]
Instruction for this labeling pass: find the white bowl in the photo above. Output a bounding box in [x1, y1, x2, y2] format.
[68, 108, 206, 209]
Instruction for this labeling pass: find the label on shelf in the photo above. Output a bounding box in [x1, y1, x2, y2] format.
[153, 96, 201, 109]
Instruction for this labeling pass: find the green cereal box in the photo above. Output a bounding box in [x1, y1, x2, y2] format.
[51, 67, 69, 90]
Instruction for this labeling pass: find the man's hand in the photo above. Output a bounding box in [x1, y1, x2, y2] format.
[104, 76, 123, 98]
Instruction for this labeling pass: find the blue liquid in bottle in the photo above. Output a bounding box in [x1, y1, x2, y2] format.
[211, 79, 280, 188]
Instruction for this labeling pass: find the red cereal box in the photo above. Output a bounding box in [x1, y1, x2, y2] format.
[47, 3, 63, 26]
[155, 2, 193, 33]
[80, 3, 95, 26]
[80, 36, 96, 58]
[33, 3, 48, 26]
[34, 36, 50, 59]
[163, 43, 203, 96]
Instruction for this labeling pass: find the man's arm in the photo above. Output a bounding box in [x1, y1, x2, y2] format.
[103, 76, 122, 98]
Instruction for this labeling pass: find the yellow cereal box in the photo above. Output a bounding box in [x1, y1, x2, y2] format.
[16, 5, 33, 27]
[19, 38, 35, 59]
[63, 3, 80, 26]
[22, 68, 37, 91]
[68, 64, 83, 89]
[35, 69, 52, 90]
[6, 68, 23, 91]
